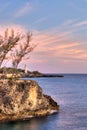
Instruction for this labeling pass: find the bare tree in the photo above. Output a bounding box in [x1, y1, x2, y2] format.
[0, 29, 35, 69]
[11, 32, 36, 69]
[0, 29, 20, 67]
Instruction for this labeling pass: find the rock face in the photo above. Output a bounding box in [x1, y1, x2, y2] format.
[0, 79, 59, 122]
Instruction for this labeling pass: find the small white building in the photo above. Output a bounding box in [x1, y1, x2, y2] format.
[24, 64, 28, 74]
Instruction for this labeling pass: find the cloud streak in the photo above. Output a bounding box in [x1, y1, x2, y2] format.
[30, 19, 87, 67]
[31, 17, 46, 26]
[75, 20, 87, 26]
[14, 2, 32, 18]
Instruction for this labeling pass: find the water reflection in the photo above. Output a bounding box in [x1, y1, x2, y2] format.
[0, 114, 58, 130]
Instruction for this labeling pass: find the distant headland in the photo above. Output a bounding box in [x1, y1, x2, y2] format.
[0, 67, 64, 78]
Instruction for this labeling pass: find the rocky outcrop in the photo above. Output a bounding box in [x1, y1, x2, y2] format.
[0, 79, 59, 122]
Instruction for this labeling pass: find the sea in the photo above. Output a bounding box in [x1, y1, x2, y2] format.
[0, 74, 87, 130]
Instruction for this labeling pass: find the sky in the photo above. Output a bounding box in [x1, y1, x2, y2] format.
[0, 0, 87, 73]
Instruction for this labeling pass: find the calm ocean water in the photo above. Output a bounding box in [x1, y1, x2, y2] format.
[0, 74, 87, 130]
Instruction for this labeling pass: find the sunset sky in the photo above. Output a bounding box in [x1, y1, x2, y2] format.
[0, 0, 87, 73]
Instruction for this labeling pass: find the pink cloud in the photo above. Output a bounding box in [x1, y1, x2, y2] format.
[54, 42, 79, 49]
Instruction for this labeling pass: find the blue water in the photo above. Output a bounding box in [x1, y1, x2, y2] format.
[0, 74, 87, 130]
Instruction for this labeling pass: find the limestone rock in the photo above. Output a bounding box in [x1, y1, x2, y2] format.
[0, 79, 59, 122]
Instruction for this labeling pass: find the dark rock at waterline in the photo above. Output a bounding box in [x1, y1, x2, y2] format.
[0, 79, 59, 122]
[23, 72, 64, 78]
[40, 74, 64, 78]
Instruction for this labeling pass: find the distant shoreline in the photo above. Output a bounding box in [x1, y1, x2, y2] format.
[28, 74, 64, 78]
[0, 67, 64, 78]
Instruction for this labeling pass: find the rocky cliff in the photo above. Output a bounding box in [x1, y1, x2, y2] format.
[0, 79, 59, 122]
